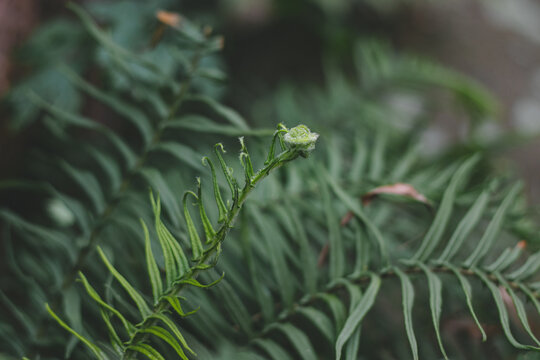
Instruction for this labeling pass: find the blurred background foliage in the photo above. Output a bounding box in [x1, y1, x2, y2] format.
[3, 0, 540, 197]
[2, 0, 540, 359]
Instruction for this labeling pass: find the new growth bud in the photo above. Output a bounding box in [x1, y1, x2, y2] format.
[283, 125, 319, 157]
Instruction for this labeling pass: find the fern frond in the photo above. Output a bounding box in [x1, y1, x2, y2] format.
[170, 132, 540, 359]
[47, 124, 317, 358]
[0, 4, 259, 357]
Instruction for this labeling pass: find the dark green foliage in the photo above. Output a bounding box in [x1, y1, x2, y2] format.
[2, 1, 540, 360]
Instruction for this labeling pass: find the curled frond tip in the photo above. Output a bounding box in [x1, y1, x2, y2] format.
[283, 124, 319, 156]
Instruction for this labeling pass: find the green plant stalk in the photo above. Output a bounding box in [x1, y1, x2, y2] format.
[249, 262, 540, 340]
[123, 148, 304, 359]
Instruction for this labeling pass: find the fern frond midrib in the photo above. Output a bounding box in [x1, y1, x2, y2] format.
[238, 260, 540, 348]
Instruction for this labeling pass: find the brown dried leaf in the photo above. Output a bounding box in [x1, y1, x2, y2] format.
[361, 183, 431, 206]
[339, 183, 431, 227]
[156, 10, 182, 28]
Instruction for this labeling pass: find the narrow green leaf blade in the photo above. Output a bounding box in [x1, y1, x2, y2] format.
[141, 219, 162, 303]
[78, 272, 134, 336]
[495, 272, 540, 346]
[151, 193, 177, 286]
[97, 247, 151, 317]
[214, 143, 238, 202]
[177, 273, 225, 288]
[167, 115, 273, 136]
[99, 309, 123, 350]
[140, 168, 182, 227]
[150, 191, 190, 281]
[183, 191, 204, 260]
[163, 296, 198, 317]
[0, 290, 34, 337]
[417, 263, 448, 359]
[315, 293, 347, 331]
[86, 147, 122, 193]
[297, 307, 334, 343]
[252, 209, 295, 308]
[368, 129, 387, 179]
[103, 130, 136, 168]
[157, 221, 191, 280]
[267, 323, 316, 360]
[288, 203, 317, 294]
[507, 251, 540, 281]
[484, 244, 524, 273]
[475, 269, 539, 350]
[438, 190, 490, 262]
[202, 156, 228, 223]
[335, 273, 381, 360]
[349, 136, 367, 182]
[213, 276, 253, 335]
[320, 175, 344, 279]
[518, 283, 540, 321]
[324, 170, 388, 263]
[186, 95, 249, 130]
[464, 183, 522, 267]
[413, 155, 479, 261]
[394, 267, 419, 360]
[239, 136, 255, 183]
[59, 160, 106, 213]
[46, 303, 104, 360]
[444, 263, 486, 341]
[150, 313, 195, 355]
[150, 142, 205, 172]
[61, 65, 153, 145]
[141, 326, 189, 360]
[127, 343, 166, 360]
[196, 178, 216, 243]
[252, 339, 293, 360]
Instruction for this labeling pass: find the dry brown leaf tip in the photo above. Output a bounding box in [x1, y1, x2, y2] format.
[362, 183, 430, 206]
[340, 183, 430, 227]
[156, 10, 182, 28]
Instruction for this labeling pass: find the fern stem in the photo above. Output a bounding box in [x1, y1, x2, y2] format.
[123, 148, 302, 359]
[247, 262, 538, 337]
